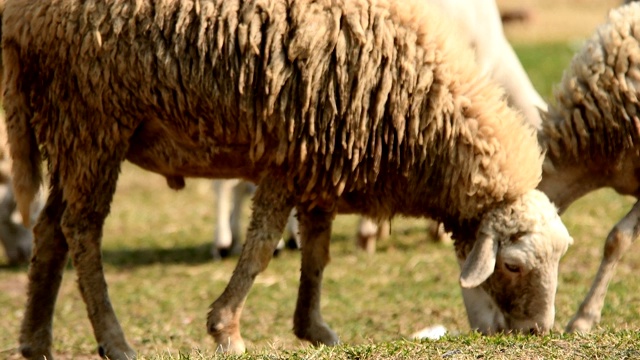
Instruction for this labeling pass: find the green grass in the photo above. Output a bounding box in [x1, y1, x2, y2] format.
[513, 41, 578, 100]
[1, 41, 640, 359]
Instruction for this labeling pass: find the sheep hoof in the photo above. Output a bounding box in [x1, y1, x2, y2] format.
[20, 344, 53, 360]
[214, 336, 246, 354]
[213, 242, 243, 261]
[565, 314, 598, 333]
[296, 322, 340, 347]
[208, 305, 246, 354]
[97, 342, 136, 360]
[286, 237, 300, 249]
[209, 324, 246, 354]
[214, 247, 231, 260]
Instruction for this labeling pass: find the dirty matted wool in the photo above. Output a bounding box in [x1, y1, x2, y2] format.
[3, 0, 542, 225]
[543, 2, 640, 169]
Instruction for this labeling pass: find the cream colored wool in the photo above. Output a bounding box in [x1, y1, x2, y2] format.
[536, 2, 640, 333]
[543, 3, 640, 168]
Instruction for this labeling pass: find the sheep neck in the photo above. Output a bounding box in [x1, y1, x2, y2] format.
[538, 148, 640, 214]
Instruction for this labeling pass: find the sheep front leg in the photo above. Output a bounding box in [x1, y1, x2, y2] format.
[293, 208, 339, 346]
[207, 176, 292, 353]
[566, 200, 640, 332]
[19, 183, 67, 360]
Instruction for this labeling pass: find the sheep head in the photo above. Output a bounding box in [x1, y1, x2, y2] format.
[456, 189, 572, 335]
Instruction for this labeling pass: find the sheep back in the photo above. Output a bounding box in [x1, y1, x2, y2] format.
[543, 2, 640, 167]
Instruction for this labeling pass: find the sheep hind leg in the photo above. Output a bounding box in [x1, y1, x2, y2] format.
[19, 180, 67, 360]
[356, 217, 381, 254]
[60, 158, 135, 360]
[207, 176, 292, 353]
[566, 200, 640, 333]
[293, 207, 339, 346]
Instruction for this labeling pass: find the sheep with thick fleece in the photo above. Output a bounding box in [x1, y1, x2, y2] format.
[356, 0, 548, 251]
[534, 2, 640, 332]
[3, 0, 572, 358]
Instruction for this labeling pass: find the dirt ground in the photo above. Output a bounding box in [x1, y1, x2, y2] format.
[496, 0, 621, 43]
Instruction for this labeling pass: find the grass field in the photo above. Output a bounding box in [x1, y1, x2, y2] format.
[1, 2, 640, 360]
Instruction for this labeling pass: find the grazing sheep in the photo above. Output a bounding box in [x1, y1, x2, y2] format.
[3, 0, 572, 358]
[534, 2, 640, 332]
[212, 178, 299, 259]
[356, 0, 548, 253]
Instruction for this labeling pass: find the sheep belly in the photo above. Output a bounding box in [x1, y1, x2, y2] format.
[126, 118, 258, 181]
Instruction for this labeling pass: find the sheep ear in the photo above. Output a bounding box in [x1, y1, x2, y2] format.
[459, 232, 498, 288]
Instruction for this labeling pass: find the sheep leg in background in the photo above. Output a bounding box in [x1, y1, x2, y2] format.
[426, 220, 452, 244]
[229, 181, 251, 254]
[58, 156, 135, 360]
[356, 217, 389, 253]
[0, 182, 33, 265]
[356, 217, 448, 253]
[566, 200, 640, 332]
[19, 180, 68, 360]
[293, 207, 338, 345]
[212, 179, 294, 259]
[207, 176, 292, 353]
[212, 179, 243, 259]
[286, 209, 301, 249]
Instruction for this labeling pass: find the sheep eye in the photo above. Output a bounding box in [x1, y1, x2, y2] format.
[504, 263, 521, 273]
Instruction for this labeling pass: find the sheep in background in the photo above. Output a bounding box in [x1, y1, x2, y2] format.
[3, 0, 573, 358]
[212, 179, 299, 259]
[0, 134, 41, 266]
[0, 14, 41, 265]
[535, 2, 640, 332]
[356, 0, 548, 252]
[0, 169, 41, 266]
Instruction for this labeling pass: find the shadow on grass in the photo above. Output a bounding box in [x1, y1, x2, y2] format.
[100, 241, 303, 268]
[1, 245, 216, 270]
[101, 242, 215, 267]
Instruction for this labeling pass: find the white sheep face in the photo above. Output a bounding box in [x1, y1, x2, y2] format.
[456, 189, 572, 334]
